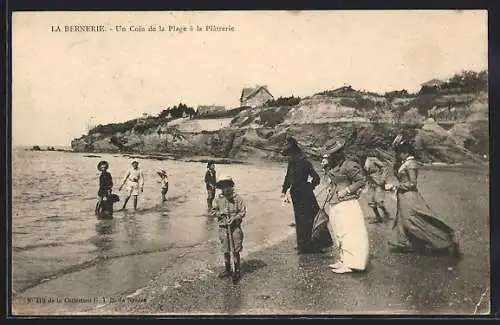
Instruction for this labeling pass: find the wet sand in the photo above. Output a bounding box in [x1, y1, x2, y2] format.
[12, 154, 489, 315]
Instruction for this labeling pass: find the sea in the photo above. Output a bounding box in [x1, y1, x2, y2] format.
[11, 148, 296, 299]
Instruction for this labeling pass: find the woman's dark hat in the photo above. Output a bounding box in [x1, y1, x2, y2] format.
[281, 136, 301, 156]
[97, 160, 109, 170]
[216, 175, 235, 188]
[207, 161, 215, 168]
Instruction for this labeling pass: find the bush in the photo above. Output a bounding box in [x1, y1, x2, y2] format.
[194, 107, 247, 119]
[339, 96, 377, 110]
[265, 96, 301, 107]
[418, 70, 488, 94]
[384, 89, 414, 99]
[158, 103, 196, 119]
[412, 93, 438, 117]
[89, 119, 138, 135]
[133, 117, 162, 133]
[257, 107, 291, 127]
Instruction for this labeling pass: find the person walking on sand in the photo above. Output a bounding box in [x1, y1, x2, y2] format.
[363, 152, 392, 224]
[211, 175, 246, 282]
[281, 136, 331, 254]
[204, 161, 217, 212]
[385, 134, 461, 258]
[119, 160, 144, 211]
[157, 169, 169, 202]
[325, 140, 369, 274]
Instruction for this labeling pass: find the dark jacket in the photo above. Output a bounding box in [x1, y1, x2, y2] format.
[204, 169, 216, 190]
[98, 171, 113, 197]
[282, 153, 321, 194]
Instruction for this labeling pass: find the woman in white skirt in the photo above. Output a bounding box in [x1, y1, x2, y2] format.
[325, 140, 369, 274]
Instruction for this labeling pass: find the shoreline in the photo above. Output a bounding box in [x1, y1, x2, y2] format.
[10, 158, 490, 316]
[21, 148, 489, 168]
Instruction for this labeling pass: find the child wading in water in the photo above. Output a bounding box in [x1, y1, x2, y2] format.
[157, 170, 169, 202]
[211, 175, 246, 283]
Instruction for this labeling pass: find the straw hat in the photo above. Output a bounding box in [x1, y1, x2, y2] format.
[97, 160, 109, 170]
[157, 170, 167, 177]
[216, 175, 235, 188]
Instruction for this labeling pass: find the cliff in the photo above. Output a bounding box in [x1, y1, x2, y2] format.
[71, 73, 489, 165]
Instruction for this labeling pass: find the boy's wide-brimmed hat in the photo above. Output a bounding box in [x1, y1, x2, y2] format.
[216, 175, 235, 188]
[97, 160, 109, 170]
[157, 170, 167, 176]
[131, 160, 139, 165]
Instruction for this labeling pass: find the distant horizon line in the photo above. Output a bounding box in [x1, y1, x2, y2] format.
[12, 144, 72, 149]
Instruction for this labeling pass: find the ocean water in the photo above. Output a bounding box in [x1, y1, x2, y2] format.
[11, 149, 295, 297]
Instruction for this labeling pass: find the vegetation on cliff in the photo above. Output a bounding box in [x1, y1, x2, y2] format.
[72, 70, 488, 165]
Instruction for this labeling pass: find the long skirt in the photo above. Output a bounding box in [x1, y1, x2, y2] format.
[328, 199, 369, 270]
[389, 190, 456, 252]
[290, 184, 332, 251]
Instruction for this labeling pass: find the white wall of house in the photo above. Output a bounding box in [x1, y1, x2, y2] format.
[241, 90, 273, 107]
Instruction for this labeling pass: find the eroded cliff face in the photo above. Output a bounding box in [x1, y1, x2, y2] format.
[71, 89, 489, 165]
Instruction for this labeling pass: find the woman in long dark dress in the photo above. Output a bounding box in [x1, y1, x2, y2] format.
[387, 135, 461, 257]
[281, 136, 332, 253]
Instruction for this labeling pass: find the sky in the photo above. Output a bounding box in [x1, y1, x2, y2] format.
[12, 10, 487, 146]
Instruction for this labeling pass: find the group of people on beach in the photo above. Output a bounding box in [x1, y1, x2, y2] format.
[279, 133, 461, 275]
[94, 132, 461, 283]
[95, 159, 168, 217]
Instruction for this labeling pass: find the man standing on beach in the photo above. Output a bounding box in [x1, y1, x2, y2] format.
[204, 161, 217, 212]
[119, 160, 145, 211]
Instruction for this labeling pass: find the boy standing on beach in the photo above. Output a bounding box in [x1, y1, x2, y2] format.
[204, 161, 217, 212]
[157, 169, 169, 202]
[211, 175, 246, 282]
[119, 160, 145, 211]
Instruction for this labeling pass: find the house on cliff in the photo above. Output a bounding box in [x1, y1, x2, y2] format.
[240, 85, 274, 107]
[196, 105, 226, 115]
